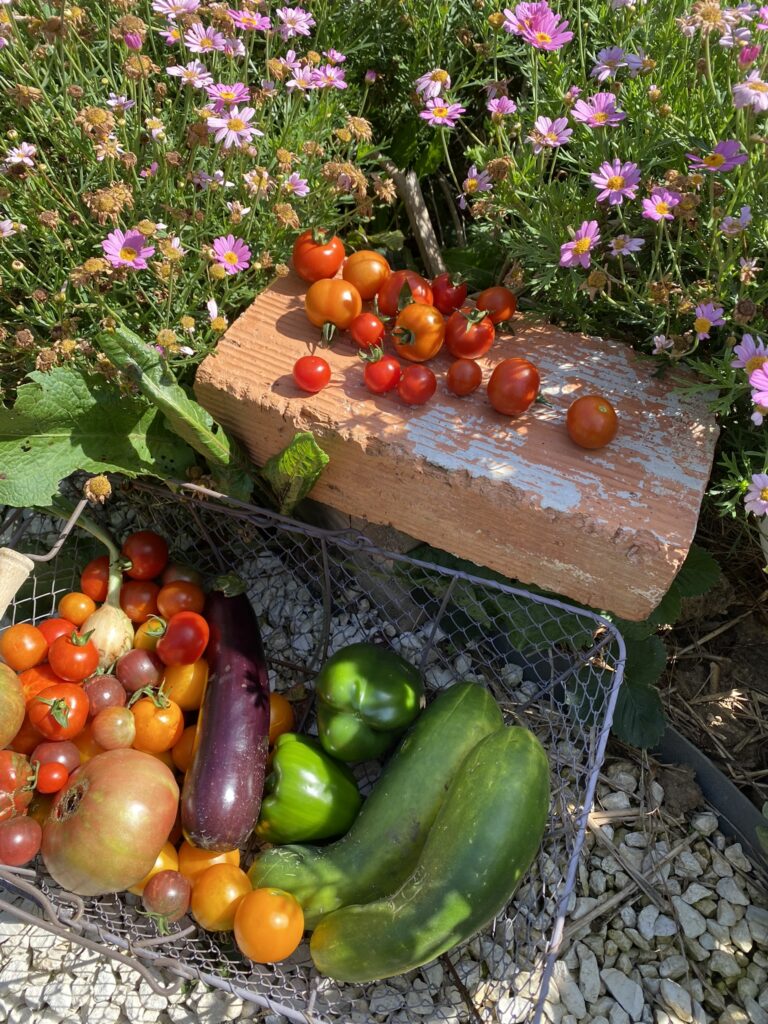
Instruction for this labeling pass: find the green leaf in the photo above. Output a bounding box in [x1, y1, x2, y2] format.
[756, 824, 768, 854]
[611, 634, 668, 748]
[414, 134, 445, 177]
[674, 544, 721, 598]
[615, 585, 682, 641]
[441, 247, 500, 290]
[0, 366, 194, 507]
[260, 431, 329, 515]
[96, 326, 253, 501]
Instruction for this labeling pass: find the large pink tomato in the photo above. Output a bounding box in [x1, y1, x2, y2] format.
[0, 664, 25, 750]
[41, 749, 179, 895]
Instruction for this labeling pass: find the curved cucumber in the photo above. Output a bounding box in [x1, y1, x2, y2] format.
[248, 682, 503, 929]
[310, 726, 550, 982]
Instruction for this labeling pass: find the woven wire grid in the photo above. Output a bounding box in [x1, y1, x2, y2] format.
[1, 482, 625, 1024]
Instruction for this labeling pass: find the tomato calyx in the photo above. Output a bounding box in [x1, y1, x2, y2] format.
[35, 697, 72, 729]
[459, 308, 491, 330]
[358, 345, 385, 364]
[68, 629, 95, 648]
[319, 322, 337, 346]
[128, 685, 170, 709]
[534, 393, 553, 408]
[370, 297, 391, 323]
[143, 616, 167, 638]
[396, 279, 415, 312]
[391, 327, 415, 347]
[212, 573, 247, 597]
[309, 226, 331, 245]
[137, 908, 173, 935]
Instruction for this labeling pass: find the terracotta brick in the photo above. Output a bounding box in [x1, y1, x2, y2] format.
[194, 273, 718, 620]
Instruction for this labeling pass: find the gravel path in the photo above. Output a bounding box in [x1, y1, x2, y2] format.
[1, 754, 766, 1024]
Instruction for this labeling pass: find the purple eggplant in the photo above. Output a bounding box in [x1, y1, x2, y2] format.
[181, 588, 270, 851]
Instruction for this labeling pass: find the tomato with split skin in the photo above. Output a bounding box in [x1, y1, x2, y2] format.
[376, 270, 433, 318]
[487, 358, 540, 416]
[292, 229, 345, 283]
[566, 395, 619, 449]
[0, 751, 34, 822]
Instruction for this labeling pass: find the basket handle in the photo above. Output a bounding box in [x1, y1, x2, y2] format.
[0, 548, 35, 620]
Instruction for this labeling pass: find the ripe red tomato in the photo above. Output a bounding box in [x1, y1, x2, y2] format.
[304, 279, 362, 333]
[0, 751, 34, 821]
[342, 250, 391, 300]
[392, 304, 445, 363]
[157, 581, 205, 619]
[0, 624, 47, 672]
[36, 618, 76, 647]
[292, 229, 345, 283]
[377, 270, 433, 318]
[487, 358, 540, 416]
[476, 286, 517, 325]
[293, 355, 331, 394]
[363, 355, 402, 395]
[445, 307, 495, 359]
[48, 632, 99, 683]
[80, 555, 109, 603]
[121, 531, 169, 581]
[29, 684, 89, 742]
[566, 395, 619, 449]
[0, 816, 42, 866]
[156, 611, 209, 667]
[36, 762, 69, 794]
[19, 664, 66, 705]
[398, 365, 437, 405]
[161, 563, 203, 587]
[447, 359, 483, 396]
[120, 580, 160, 624]
[431, 273, 468, 315]
[349, 312, 385, 349]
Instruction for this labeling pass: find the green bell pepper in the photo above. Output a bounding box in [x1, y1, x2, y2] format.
[255, 733, 362, 844]
[315, 642, 424, 762]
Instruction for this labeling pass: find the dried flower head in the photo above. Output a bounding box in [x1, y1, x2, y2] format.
[37, 210, 60, 229]
[649, 277, 675, 306]
[372, 175, 397, 204]
[84, 183, 134, 225]
[75, 106, 116, 139]
[84, 475, 112, 505]
[275, 263, 290, 278]
[7, 85, 43, 109]
[486, 157, 514, 182]
[35, 348, 59, 372]
[322, 161, 367, 196]
[123, 55, 157, 80]
[302, 140, 324, 157]
[346, 116, 373, 142]
[275, 147, 293, 170]
[136, 219, 157, 237]
[14, 329, 35, 351]
[40, 17, 67, 41]
[273, 202, 300, 229]
[735, 298, 757, 324]
[333, 128, 352, 143]
[113, 14, 146, 38]
[67, 85, 85, 99]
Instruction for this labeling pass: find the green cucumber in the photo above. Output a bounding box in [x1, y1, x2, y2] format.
[248, 682, 503, 929]
[310, 726, 550, 982]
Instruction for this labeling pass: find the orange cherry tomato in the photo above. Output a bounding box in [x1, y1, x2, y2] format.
[191, 863, 252, 932]
[392, 304, 445, 363]
[342, 250, 391, 300]
[7, 712, 43, 755]
[304, 279, 362, 331]
[133, 617, 166, 652]
[146, 748, 176, 771]
[156, 581, 205, 619]
[131, 697, 184, 753]
[475, 285, 517, 325]
[0, 624, 47, 672]
[269, 692, 296, 746]
[234, 888, 304, 963]
[120, 580, 160, 624]
[19, 664, 66, 704]
[292, 229, 345, 283]
[128, 840, 179, 895]
[163, 660, 208, 711]
[71, 723, 105, 763]
[57, 592, 96, 627]
[80, 555, 109, 603]
[172, 724, 197, 772]
[178, 841, 240, 886]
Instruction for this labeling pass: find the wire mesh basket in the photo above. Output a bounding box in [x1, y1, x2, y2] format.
[0, 481, 625, 1024]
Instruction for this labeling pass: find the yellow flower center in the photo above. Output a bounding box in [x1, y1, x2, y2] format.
[703, 153, 725, 168]
[746, 355, 768, 373]
[220, 89, 236, 100]
[545, 132, 558, 142]
[606, 175, 625, 189]
[223, 250, 239, 265]
[573, 238, 592, 254]
[201, 35, 213, 47]
[592, 111, 609, 123]
[761, 487, 768, 501]
[433, 69, 449, 83]
[655, 201, 670, 216]
[119, 245, 137, 261]
[466, 178, 479, 193]
[432, 105, 449, 118]
[535, 31, 552, 42]
[228, 117, 246, 131]
[614, 238, 627, 251]
[750, 81, 768, 92]
[693, 316, 711, 334]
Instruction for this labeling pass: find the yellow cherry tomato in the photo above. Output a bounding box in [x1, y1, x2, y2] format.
[72, 724, 105, 763]
[190, 864, 251, 932]
[128, 841, 179, 895]
[133, 617, 166, 652]
[234, 888, 304, 963]
[131, 697, 184, 753]
[178, 841, 240, 886]
[162, 660, 208, 711]
[172, 724, 197, 773]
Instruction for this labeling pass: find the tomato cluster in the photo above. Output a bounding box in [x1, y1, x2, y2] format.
[0, 534, 303, 964]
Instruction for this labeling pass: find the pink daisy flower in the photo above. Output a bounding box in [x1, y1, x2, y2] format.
[102, 228, 155, 270]
[694, 302, 725, 340]
[364, 70, 379, 84]
[286, 66, 318, 92]
[283, 172, 310, 196]
[205, 81, 250, 110]
[227, 9, 271, 31]
[158, 25, 182, 45]
[107, 93, 135, 112]
[738, 43, 761, 65]
[323, 49, 347, 64]
[609, 235, 645, 256]
[207, 106, 262, 148]
[642, 188, 680, 221]
[731, 333, 768, 371]
[414, 68, 451, 99]
[733, 70, 768, 110]
[152, 0, 199, 18]
[278, 49, 302, 71]
[4, 142, 37, 168]
[687, 139, 748, 173]
[276, 6, 315, 40]
[222, 37, 245, 58]
[419, 98, 466, 128]
[124, 32, 143, 51]
[590, 158, 641, 204]
[487, 96, 517, 118]
[721, 205, 752, 236]
[758, 5, 768, 28]
[751, 364, 768, 406]
[527, 115, 572, 153]
[167, 60, 213, 89]
[590, 46, 626, 82]
[745, 474, 768, 516]
[140, 161, 159, 178]
[521, 7, 573, 50]
[212, 234, 251, 274]
[184, 23, 227, 53]
[652, 334, 673, 354]
[313, 65, 347, 89]
[560, 220, 601, 269]
[503, 2, 552, 35]
[572, 92, 626, 127]
[458, 165, 492, 209]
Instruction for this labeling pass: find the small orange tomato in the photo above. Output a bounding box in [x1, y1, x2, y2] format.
[392, 304, 445, 363]
[190, 864, 251, 932]
[157, 581, 205, 619]
[234, 888, 304, 963]
[19, 664, 65, 705]
[146, 748, 176, 771]
[131, 697, 184, 753]
[304, 279, 362, 331]
[172, 724, 197, 773]
[269, 692, 296, 746]
[133, 617, 166, 652]
[71, 723, 105, 764]
[128, 841, 179, 895]
[162, 660, 208, 711]
[57, 592, 96, 627]
[27, 793, 54, 827]
[178, 841, 240, 886]
[0, 624, 48, 672]
[342, 250, 391, 300]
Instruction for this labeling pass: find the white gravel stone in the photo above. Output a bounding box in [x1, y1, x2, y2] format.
[42, 978, 72, 1017]
[732, 918, 753, 954]
[620, 907, 638, 929]
[718, 1010, 749, 1024]
[660, 979, 693, 1022]
[609, 1002, 631, 1024]
[724, 844, 752, 872]
[601, 969, 643, 1021]
[625, 832, 649, 848]
[577, 945, 601, 1004]
[709, 950, 742, 979]
[691, 812, 718, 835]
[654, 915, 678, 938]
[553, 962, 587, 1019]
[674, 852, 704, 879]
[87, 1001, 122, 1024]
[405, 988, 435, 1014]
[369, 986, 405, 1015]
[638, 905, 659, 941]
[573, 897, 600, 920]
[682, 884, 712, 905]
[718, 900, 739, 927]
[745, 997, 768, 1024]
[602, 792, 632, 811]
[716, 876, 749, 906]
[659, 954, 688, 980]
[672, 896, 706, 938]
[711, 850, 734, 878]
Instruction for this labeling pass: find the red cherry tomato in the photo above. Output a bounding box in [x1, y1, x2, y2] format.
[28, 684, 89, 741]
[476, 286, 517, 325]
[156, 612, 210, 667]
[292, 229, 345, 283]
[80, 555, 109, 603]
[446, 359, 483, 396]
[156, 581, 205, 619]
[120, 580, 160, 624]
[36, 618, 76, 647]
[566, 395, 619, 449]
[398, 365, 437, 405]
[349, 312, 385, 349]
[363, 355, 402, 395]
[431, 273, 468, 315]
[444, 307, 496, 359]
[47, 631, 99, 683]
[293, 355, 331, 394]
[487, 358, 540, 416]
[342, 250, 391, 300]
[376, 270, 433, 318]
[121, 530, 169, 581]
[36, 761, 69, 794]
